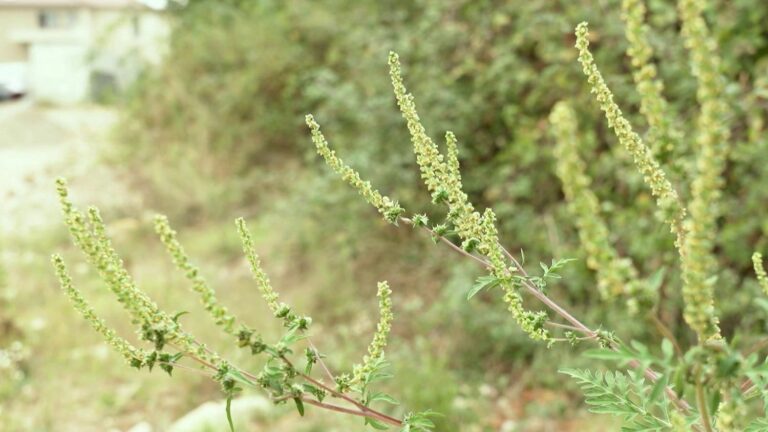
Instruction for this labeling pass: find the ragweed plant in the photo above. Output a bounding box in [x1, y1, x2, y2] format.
[307, 48, 695, 430]
[550, 102, 649, 310]
[53, 178, 428, 431]
[55, 1, 768, 430]
[547, 1, 768, 430]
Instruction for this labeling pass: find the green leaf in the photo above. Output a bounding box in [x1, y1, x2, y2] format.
[660, 339, 674, 362]
[467, 275, 500, 299]
[746, 418, 768, 432]
[171, 311, 189, 323]
[648, 374, 667, 404]
[708, 390, 720, 419]
[559, 368, 670, 430]
[646, 267, 666, 292]
[225, 396, 235, 432]
[227, 368, 256, 388]
[365, 417, 390, 430]
[755, 298, 768, 314]
[294, 397, 305, 416]
[370, 391, 399, 405]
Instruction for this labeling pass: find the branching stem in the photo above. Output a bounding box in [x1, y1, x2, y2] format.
[401, 216, 696, 418]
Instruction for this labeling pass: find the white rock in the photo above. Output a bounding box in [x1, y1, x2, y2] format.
[127, 421, 153, 432]
[169, 396, 274, 432]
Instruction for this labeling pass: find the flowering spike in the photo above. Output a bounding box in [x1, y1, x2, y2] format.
[621, 0, 683, 161]
[677, 0, 730, 341]
[351, 281, 394, 385]
[574, 22, 686, 254]
[55, 180, 223, 366]
[154, 214, 237, 333]
[550, 102, 647, 308]
[305, 114, 404, 224]
[56, 180, 159, 326]
[52, 253, 146, 365]
[753, 252, 768, 295]
[388, 51, 548, 341]
[444, 131, 462, 185]
[235, 217, 281, 315]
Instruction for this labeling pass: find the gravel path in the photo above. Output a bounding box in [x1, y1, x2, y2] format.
[0, 100, 138, 235]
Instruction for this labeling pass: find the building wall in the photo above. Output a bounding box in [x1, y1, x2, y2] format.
[28, 42, 88, 103]
[0, 8, 37, 62]
[0, 5, 168, 103]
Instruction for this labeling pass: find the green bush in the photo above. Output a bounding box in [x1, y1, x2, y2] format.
[108, 1, 768, 427]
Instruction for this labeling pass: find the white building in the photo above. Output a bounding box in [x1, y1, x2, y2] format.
[0, 0, 168, 104]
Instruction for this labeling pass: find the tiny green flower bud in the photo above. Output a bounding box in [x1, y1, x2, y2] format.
[411, 213, 428, 228]
[383, 202, 405, 224]
[296, 316, 312, 331]
[276, 303, 291, 319]
[432, 224, 448, 238]
[250, 339, 267, 355]
[461, 238, 480, 253]
[431, 187, 449, 204]
[237, 327, 254, 348]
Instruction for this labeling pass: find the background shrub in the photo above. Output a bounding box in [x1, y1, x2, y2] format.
[98, 0, 768, 428]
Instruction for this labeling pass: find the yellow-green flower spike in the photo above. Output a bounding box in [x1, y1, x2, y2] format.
[550, 102, 646, 305]
[305, 114, 404, 224]
[445, 131, 462, 185]
[753, 252, 768, 295]
[52, 254, 145, 365]
[388, 51, 547, 341]
[389, 51, 484, 258]
[235, 218, 281, 315]
[85, 206, 165, 326]
[621, 0, 683, 160]
[388, 52, 450, 196]
[56, 178, 98, 259]
[574, 22, 686, 254]
[56, 179, 223, 366]
[154, 215, 237, 333]
[677, 0, 730, 341]
[352, 281, 393, 385]
[57, 179, 160, 326]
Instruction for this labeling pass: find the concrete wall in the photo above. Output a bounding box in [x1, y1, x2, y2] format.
[0, 8, 37, 62]
[28, 42, 88, 103]
[0, 5, 168, 103]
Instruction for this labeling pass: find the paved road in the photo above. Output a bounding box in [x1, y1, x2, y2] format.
[0, 99, 126, 234]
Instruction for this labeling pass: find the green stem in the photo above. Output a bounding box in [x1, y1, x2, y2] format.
[696, 377, 714, 432]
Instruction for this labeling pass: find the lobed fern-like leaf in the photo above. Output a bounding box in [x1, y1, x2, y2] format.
[560, 368, 672, 431]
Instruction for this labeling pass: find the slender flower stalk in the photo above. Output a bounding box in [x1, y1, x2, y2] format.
[574, 22, 686, 254]
[550, 102, 648, 309]
[386, 51, 548, 341]
[155, 215, 237, 333]
[52, 254, 146, 365]
[306, 114, 404, 224]
[351, 281, 393, 385]
[621, 0, 683, 161]
[753, 252, 768, 295]
[235, 217, 281, 315]
[677, 0, 730, 341]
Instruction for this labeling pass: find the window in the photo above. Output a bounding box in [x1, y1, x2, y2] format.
[132, 15, 140, 37]
[38, 9, 78, 29]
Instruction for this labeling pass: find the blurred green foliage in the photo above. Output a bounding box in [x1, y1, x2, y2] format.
[112, 0, 768, 428]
